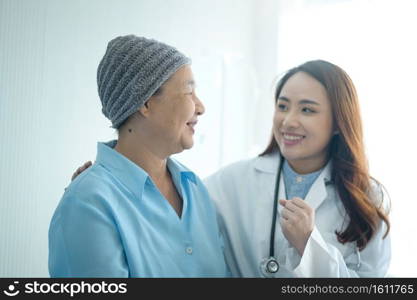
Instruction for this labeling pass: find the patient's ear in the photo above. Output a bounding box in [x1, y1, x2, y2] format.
[138, 101, 150, 117]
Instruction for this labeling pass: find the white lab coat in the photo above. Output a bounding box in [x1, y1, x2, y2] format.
[204, 152, 391, 277]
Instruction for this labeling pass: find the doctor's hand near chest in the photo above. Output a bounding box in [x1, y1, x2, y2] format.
[279, 198, 314, 256]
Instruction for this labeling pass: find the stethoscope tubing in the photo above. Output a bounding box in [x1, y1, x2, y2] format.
[269, 154, 284, 259]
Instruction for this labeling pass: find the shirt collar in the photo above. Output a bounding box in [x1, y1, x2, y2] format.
[95, 140, 197, 200]
[283, 159, 323, 183]
[167, 156, 197, 185]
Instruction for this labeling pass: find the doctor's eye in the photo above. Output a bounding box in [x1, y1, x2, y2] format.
[302, 107, 316, 114]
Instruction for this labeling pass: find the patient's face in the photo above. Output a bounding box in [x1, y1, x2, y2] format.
[145, 65, 205, 155]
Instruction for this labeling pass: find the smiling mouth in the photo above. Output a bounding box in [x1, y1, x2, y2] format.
[186, 120, 198, 132]
[283, 133, 305, 141]
[281, 133, 305, 145]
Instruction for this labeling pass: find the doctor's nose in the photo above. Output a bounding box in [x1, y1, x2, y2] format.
[282, 111, 300, 129]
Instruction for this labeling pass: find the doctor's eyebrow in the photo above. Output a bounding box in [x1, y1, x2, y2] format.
[277, 96, 319, 106]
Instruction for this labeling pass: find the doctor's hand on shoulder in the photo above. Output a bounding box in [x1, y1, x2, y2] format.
[71, 161, 93, 181]
[279, 198, 314, 256]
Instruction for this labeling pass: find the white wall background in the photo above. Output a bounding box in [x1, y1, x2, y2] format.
[1, 0, 416, 277]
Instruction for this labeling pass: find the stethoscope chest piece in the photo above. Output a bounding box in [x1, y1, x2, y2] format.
[260, 257, 279, 277]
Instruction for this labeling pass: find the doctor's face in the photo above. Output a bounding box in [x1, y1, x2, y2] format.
[273, 71, 334, 173]
[144, 65, 205, 155]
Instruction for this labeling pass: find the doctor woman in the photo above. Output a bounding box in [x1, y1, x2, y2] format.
[204, 60, 391, 277]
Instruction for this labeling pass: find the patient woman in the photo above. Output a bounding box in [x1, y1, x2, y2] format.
[48, 35, 228, 277]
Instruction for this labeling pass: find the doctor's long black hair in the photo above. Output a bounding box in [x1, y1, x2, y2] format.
[260, 60, 390, 251]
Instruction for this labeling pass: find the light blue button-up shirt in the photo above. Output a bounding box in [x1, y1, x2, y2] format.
[283, 160, 323, 201]
[49, 141, 228, 277]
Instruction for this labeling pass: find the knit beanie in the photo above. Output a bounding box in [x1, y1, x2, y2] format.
[97, 35, 191, 128]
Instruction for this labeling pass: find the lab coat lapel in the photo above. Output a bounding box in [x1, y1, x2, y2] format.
[270, 155, 286, 216]
[253, 152, 280, 206]
[304, 162, 332, 211]
[277, 169, 286, 215]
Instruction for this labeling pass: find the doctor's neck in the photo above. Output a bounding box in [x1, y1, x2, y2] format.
[285, 156, 328, 175]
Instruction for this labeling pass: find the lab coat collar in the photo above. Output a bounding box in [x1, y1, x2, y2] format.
[96, 140, 197, 200]
[255, 151, 333, 211]
[253, 151, 280, 174]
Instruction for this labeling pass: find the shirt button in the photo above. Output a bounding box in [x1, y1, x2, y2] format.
[186, 247, 193, 255]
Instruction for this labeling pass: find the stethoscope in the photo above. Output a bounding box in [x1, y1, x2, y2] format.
[259, 155, 362, 277]
[260, 154, 284, 277]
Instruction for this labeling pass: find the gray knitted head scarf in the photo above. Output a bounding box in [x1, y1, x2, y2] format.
[97, 35, 191, 128]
